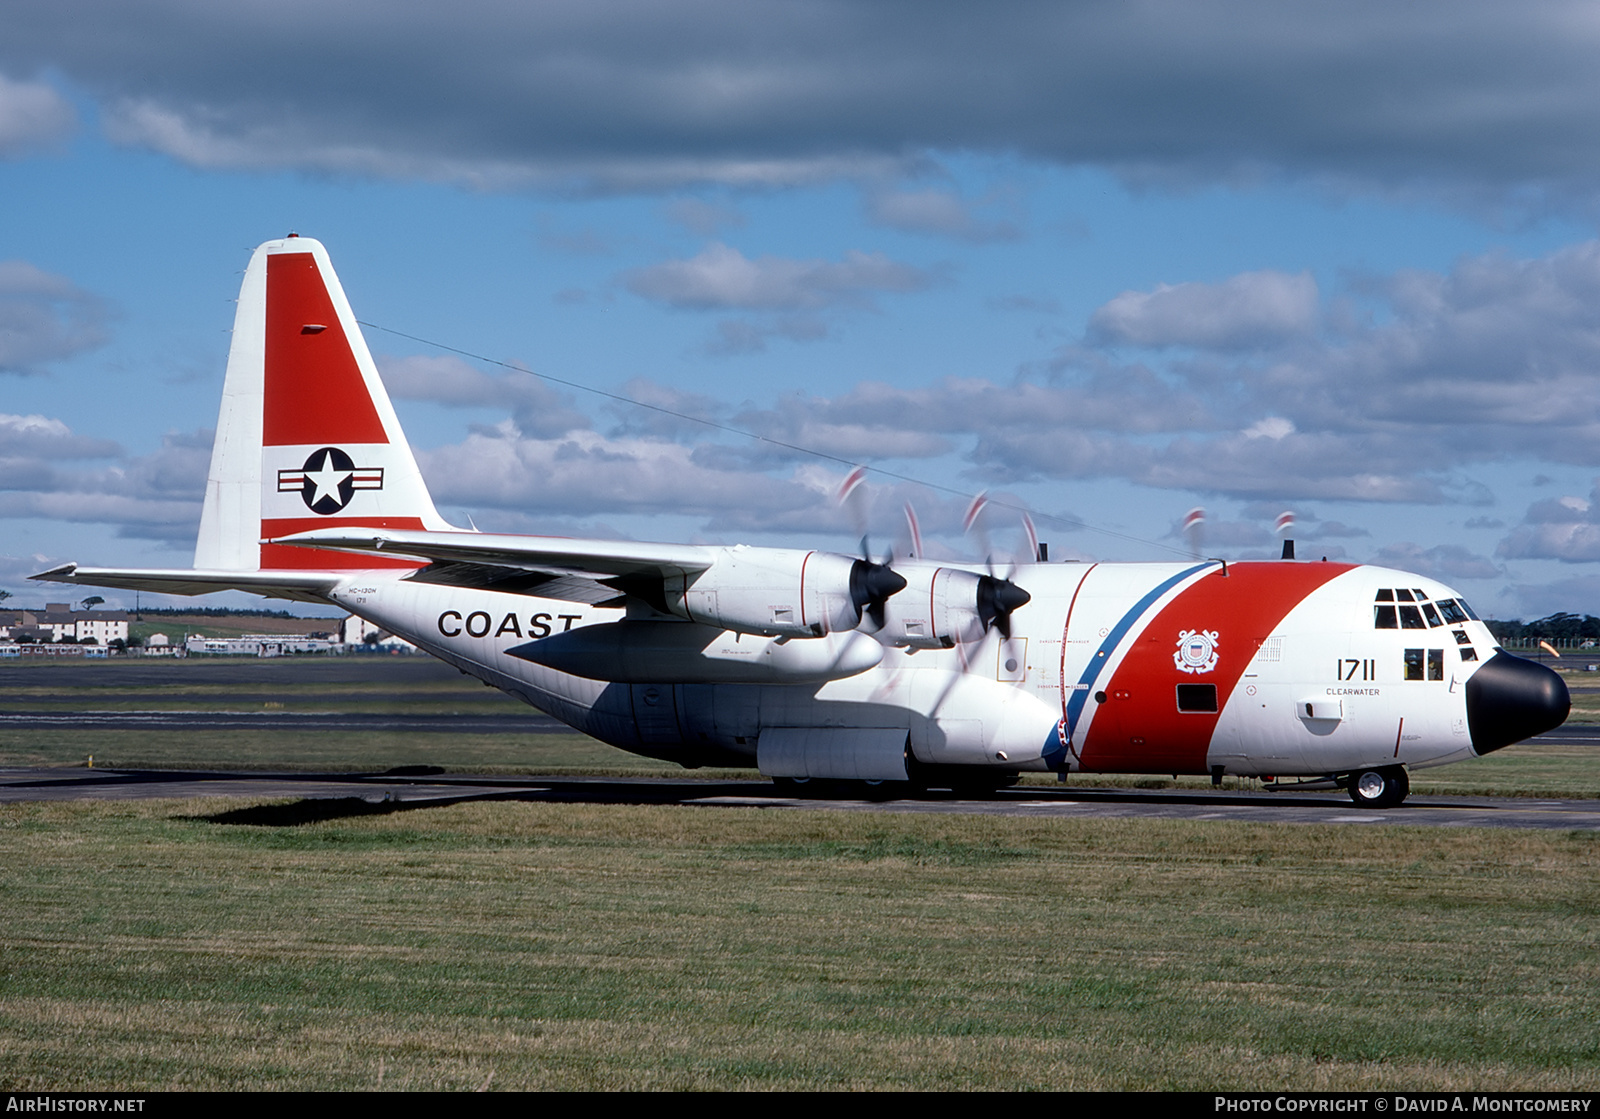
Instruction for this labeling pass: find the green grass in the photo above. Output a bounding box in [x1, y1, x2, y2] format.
[126, 614, 339, 643]
[4, 658, 1598, 1090]
[0, 799, 1595, 1090]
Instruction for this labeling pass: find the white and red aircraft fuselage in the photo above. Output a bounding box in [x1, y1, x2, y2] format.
[37, 238, 1570, 808]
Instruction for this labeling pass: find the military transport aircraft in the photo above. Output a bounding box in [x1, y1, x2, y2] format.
[35, 237, 1571, 807]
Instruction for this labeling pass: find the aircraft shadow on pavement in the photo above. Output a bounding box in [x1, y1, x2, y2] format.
[176, 773, 1406, 828]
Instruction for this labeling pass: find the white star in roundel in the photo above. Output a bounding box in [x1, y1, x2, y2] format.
[304, 450, 354, 509]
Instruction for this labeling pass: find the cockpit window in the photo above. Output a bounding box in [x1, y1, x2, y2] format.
[1377, 588, 1462, 630]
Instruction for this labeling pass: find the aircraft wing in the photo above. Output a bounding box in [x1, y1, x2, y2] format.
[30, 564, 343, 605]
[266, 528, 717, 580]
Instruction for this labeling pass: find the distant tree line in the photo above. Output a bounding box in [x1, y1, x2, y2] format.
[132, 607, 301, 618]
[1484, 613, 1600, 642]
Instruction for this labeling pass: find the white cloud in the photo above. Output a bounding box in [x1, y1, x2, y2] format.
[1087, 271, 1319, 351]
[100, 92, 902, 191]
[1243, 416, 1295, 440]
[1498, 482, 1600, 562]
[0, 72, 73, 155]
[664, 198, 746, 236]
[377, 354, 590, 440]
[864, 187, 1020, 242]
[623, 242, 934, 312]
[11, 2, 1600, 203]
[0, 261, 111, 374]
[416, 426, 834, 534]
[0, 412, 120, 458]
[969, 240, 1600, 501]
[1510, 575, 1600, 619]
[0, 425, 210, 552]
[1371, 542, 1503, 581]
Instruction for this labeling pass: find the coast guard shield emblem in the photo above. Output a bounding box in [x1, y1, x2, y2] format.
[1174, 629, 1220, 674]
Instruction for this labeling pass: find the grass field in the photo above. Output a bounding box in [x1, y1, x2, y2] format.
[125, 614, 341, 644]
[0, 799, 1596, 1091]
[3, 655, 1598, 1091]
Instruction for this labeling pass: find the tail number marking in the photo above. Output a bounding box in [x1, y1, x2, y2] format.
[1337, 658, 1376, 681]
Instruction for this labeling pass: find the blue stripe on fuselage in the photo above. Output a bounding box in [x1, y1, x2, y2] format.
[1044, 562, 1214, 768]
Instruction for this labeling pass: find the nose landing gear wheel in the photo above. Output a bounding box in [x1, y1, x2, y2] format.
[1347, 766, 1409, 808]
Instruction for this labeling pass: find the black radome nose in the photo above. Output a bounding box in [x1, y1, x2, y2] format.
[1465, 651, 1570, 755]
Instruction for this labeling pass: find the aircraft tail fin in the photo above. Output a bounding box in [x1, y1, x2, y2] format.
[194, 236, 452, 572]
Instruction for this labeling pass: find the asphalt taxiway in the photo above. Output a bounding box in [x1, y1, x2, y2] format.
[2, 750, 1595, 830]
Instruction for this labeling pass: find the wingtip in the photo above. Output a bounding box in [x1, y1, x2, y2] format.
[29, 563, 78, 581]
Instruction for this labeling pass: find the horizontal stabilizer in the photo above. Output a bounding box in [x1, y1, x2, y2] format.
[31, 564, 342, 605]
[267, 528, 715, 579]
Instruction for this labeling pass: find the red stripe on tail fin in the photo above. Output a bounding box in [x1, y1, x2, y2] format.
[263, 252, 387, 447]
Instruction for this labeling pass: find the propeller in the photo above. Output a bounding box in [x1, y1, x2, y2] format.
[836, 466, 906, 629]
[1182, 507, 1205, 559]
[903, 502, 923, 560]
[962, 493, 1032, 640]
[917, 494, 1037, 718]
[976, 573, 1030, 639]
[850, 557, 907, 629]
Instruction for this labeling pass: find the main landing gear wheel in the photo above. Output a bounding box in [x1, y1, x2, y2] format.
[1347, 766, 1409, 809]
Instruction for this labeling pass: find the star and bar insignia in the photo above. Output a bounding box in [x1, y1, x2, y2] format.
[277, 447, 384, 514]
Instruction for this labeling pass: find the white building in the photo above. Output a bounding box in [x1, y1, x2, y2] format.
[339, 614, 417, 651]
[0, 605, 128, 645]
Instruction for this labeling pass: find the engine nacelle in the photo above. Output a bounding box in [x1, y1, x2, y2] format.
[665, 546, 863, 638]
[876, 562, 1029, 648]
[873, 562, 980, 647]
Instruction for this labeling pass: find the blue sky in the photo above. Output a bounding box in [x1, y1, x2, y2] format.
[5, 1, 1600, 619]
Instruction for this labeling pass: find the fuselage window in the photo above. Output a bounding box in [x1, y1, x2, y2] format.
[1421, 602, 1443, 627]
[1460, 647, 1478, 662]
[1452, 629, 1471, 645]
[1405, 648, 1424, 680]
[1176, 683, 1218, 712]
[1376, 589, 1395, 602]
[1428, 649, 1444, 680]
[1375, 604, 1398, 629]
[1396, 589, 1416, 602]
[1400, 605, 1427, 629]
[1458, 599, 1481, 621]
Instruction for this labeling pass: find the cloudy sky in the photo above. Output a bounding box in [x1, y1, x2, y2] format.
[5, 0, 1600, 618]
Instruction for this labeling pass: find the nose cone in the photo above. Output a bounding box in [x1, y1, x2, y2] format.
[1465, 651, 1570, 755]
